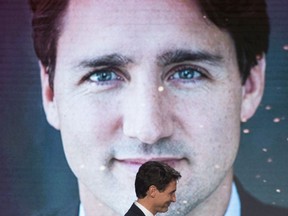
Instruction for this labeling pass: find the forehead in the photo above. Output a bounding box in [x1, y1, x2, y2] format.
[57, 0, 235, 67]
[66, 0, 202, 25]
[61, 0, 218, 42]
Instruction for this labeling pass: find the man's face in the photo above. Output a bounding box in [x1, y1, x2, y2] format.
[153, 180, 177, 214]
[41, 0, 264, 215]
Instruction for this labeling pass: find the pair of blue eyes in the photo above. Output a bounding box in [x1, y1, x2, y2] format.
[89, 67, 203, 83]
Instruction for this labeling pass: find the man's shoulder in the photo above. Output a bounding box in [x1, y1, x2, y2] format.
[124, 203, 146, 216]
[235, 178, 288, 216]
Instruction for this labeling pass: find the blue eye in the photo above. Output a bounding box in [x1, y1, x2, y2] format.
[169, 67, 202, 81]
[89, 70, 121, 83]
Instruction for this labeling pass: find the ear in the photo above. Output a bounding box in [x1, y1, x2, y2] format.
[148, 185, 158, 198]
[40, 62, 60, 130]
[241, 55, 266, 122]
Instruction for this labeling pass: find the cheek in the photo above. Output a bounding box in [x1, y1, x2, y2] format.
[57, 92, 120, 142]
[175, 86, 242, 159]
[205, 92, 242, 165]
[53, 93, 121, 170]
[177, 89, 241, 130]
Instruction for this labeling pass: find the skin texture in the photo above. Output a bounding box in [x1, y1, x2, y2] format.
[40, 0, 265, 215]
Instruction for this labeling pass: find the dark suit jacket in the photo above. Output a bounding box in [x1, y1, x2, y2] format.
[124, 203, 146, 216]
[34, 180, 288, 216]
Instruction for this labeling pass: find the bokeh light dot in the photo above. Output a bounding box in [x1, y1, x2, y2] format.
[265, 105, 272, 110]
[158, 86, 164, 92]
[243, 129, 250, 134]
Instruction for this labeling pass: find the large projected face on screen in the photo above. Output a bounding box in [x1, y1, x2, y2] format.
[36, 0, 266, 215]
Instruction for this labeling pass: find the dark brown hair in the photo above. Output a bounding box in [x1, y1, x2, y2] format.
[30, 0, 69, 89]
[198, 0, 270, 82]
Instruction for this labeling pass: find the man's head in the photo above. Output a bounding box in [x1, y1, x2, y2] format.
[135, 161, 181, 214]
[30, 0, 269, 215]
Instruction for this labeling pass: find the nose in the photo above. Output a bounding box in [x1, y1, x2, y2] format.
[122, 84, 173, 144]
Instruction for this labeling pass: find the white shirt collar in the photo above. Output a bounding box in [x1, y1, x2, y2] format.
[224, 182, 241, 216]
[134, 201, 154, 216]
[79, 182, 240, 216]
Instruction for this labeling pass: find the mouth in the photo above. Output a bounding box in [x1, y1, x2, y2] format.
[112, 157, 186, 172]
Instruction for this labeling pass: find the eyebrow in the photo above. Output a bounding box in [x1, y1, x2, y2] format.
[76, 53, 133, 69]
[157, 49, 223, 67]
[75, 49, 223, 71]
